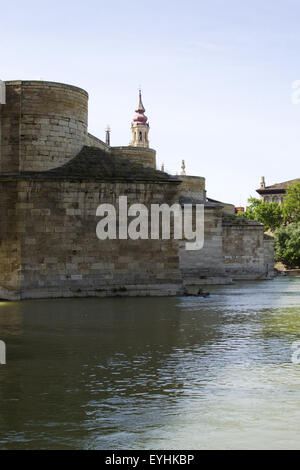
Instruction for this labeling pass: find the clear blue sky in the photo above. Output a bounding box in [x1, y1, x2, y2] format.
[1, 0, 300, 206]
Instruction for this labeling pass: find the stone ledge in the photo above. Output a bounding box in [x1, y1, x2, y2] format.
[5, 80, 89, 98]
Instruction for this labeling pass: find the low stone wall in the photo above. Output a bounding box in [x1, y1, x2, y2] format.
[179, 205, 226, 280]
[222, 220, 274, 279]
[111, 146, 156, 169]
[178, 175, 206, 202]
[264, 237, 275, 278]
[86, 133, 110, 152]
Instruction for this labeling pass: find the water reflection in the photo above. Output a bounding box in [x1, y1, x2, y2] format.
[0, 277, 299, 449]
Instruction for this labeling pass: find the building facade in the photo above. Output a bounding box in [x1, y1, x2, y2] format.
[0, 80, 275, 300]
[256, 176, 300, 203]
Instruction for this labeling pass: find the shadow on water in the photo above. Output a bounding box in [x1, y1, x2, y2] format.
[0, 277, 299, 449]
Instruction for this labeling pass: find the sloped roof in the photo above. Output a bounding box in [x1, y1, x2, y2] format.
[179, 195, 219, 206]
[16, 146, 180, 183]
[257, 178, 300, 193]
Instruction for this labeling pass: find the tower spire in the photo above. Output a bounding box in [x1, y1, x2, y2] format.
[130, 88, 150, 148]
[137, 88, 145, 113]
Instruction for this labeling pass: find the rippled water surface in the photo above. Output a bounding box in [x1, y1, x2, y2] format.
[0, 277, 300, 449]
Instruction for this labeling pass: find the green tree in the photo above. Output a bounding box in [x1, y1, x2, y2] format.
[274, 222, 300, 269]
[282, 181, 300, 223]
[240, 197, 283, 231]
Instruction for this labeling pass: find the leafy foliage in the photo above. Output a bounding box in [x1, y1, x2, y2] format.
[274, 222, 300, 268]
[239, 197, 283, 231]
[282, 181, 300, 223]
[239, 182, 300, 269]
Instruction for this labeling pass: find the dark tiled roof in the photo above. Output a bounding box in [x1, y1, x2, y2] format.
[206, 197, 224, 204]
[18, 146, 180, 182]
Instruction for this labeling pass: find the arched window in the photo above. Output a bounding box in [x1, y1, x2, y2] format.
[139, 131, 142, 142]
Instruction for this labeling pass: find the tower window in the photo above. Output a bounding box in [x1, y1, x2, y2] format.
[139, 132, 142, 142]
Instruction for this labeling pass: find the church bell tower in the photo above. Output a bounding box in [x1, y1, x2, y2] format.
[130, 89, 149, 148]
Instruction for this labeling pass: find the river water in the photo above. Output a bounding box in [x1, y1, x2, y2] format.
[0, 277, 299, 450]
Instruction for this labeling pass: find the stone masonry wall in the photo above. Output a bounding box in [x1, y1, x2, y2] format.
[0, 81, 88, 173]
[178, 175, 206, 202]
[263, 237, 275, 278]
[222, 222, 273, 279]
[0, 178, 182, 300]
[111, 146, 156, 169]
[0, 181, 21, 300]
[179, 205, 225, 281]
[86, 133, 110, 152]
[0, 85, 21, 173]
